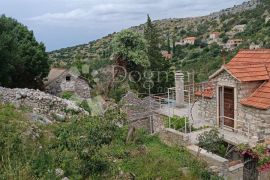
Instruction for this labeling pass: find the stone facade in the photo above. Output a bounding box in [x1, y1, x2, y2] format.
[197, 70, 270, 139]
[45, 71, 91, 99]
[0, 86, 88, 120]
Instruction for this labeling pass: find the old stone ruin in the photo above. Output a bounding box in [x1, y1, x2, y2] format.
[0, 86, 88, 124]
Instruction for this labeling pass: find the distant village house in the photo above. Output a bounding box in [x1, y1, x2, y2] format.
[44, 68, 91, 99]
[209, 32, 220, 40]
[161, 51, 172, 59]
[224, 39, 243, 50]
[232, 24, 246, 33]
[183, 37, 196, 45]
[249, 42, 262, 50]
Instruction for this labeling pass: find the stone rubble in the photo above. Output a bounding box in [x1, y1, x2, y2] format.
[0, 86, 88, 122]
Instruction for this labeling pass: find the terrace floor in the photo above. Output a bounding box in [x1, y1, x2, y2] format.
[155, 102, 213, 128]
[155, 102, 252, 146]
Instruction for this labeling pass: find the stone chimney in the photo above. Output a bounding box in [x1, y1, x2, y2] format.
[175, 71, 185, 108]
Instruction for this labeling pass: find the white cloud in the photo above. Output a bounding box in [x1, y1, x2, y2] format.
[20, 0, 245, 50]
[29, 0, 244, 26]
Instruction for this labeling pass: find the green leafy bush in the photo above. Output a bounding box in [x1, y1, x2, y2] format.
[108, 86, 127, 102]
[79, 99, 91, 113]
[164, 115, 192, 131]
[197, 128, 227, 157]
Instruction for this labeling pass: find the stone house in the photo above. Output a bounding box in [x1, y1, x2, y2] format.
[44, 68, 91, 99]
[161, 50, 172, 60]
[224, 39, 243, 50]
[232, 24, 246, 33]
[265, 16, 270, 24]
[195, 49, 270, 141]
[249, 42, 262, 50]
[209, 32, 220, 40]
[183, 37, 196, 45]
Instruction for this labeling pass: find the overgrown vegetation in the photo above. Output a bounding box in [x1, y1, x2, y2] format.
[164, 115, 189, 130]
[197, 128, 227, 157]
[0, 104, 219, 179]
[237, 143, 270, 172]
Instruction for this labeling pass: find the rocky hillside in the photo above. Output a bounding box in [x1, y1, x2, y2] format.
[48, 0, 270, 81]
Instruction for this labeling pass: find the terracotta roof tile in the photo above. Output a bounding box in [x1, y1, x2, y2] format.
[225, 64, 269, 82]
[195, 87, 214, 98]
[224, 49, 270, 82]
[184, 36, 196, 40]
[240, 81, 270, 110]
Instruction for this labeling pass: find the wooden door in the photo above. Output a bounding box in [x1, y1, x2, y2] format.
[219, 87, 234, 128]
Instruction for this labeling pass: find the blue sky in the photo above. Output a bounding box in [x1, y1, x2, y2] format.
[0, 0, 244, 51]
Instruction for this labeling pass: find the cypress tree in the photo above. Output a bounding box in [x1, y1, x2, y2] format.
[144, 15, 172, 93]
[167, 33, 171, 54]
[172, 27, 177, 54]
[144, 14, 165, 70]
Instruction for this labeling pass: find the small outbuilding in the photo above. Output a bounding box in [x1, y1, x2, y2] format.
[44, 68, 91, 99]
[196, 49, 270, 141]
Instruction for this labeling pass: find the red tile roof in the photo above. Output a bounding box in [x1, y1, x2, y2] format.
[224, 49, 270, 82]
[241, 81, 270, 110]
[195, 87, 214, 98]
[225, 64, 269, 82]
[211, 32, 220, 35]
[228, 49, 270, 66]
[184, 36, 196, 40]
[205, 49, 270, 109]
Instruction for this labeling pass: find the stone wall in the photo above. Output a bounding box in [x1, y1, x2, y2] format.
[130, 113, 165, 134]
[121, 92, 165, 133]
[158, 128, 189, 146]
[227, 163, 244, 180]
[187, 145, 244, 179]
[130, 117, 151, 132]
[259, 171, 270, 180]
[152, 114, 165, 133]
[45, 72, 91, 99]
[0, 86, 88, 120]
[197, 97, 217, 124]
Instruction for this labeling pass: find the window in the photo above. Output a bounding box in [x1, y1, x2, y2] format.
[66, 75, 71, 81]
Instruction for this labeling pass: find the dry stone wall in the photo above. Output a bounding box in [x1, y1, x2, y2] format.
[0, 86, 88, 121]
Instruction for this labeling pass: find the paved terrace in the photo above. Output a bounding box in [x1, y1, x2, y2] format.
[155, 102, 252, 146]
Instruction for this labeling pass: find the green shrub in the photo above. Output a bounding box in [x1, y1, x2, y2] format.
[197, 128, 227, 157]
[60, 91, 74, 100]
[164, 115, 192, 131]
[80, 100, 91, 113]
[108, 86, 127, 102]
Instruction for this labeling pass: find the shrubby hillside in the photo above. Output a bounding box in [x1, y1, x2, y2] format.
[0, 104, 219, 179]
[49, 0, 270, 82]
